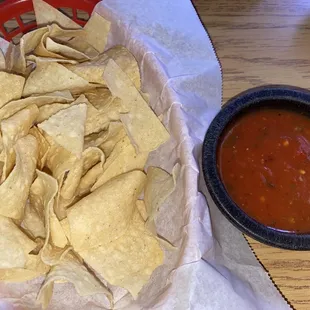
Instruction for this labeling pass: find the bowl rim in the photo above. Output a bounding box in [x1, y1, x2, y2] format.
[202, 84, 310, 250]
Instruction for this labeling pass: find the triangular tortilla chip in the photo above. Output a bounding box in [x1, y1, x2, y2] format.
[79, 210, 163, 299]
[33, 0, 80, 29]
[104, 59, 169, 153]
[23, 62, 89, 96]
[0, 135, 38, 220]
[67, 170, 146, 251]
[0, 72, 25, 108]
[38, 103, 87, 157]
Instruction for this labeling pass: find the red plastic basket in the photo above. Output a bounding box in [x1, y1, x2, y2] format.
[0, 0, 100, 42]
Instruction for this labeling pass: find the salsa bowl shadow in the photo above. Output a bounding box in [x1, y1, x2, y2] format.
[202, 85, 310, 250]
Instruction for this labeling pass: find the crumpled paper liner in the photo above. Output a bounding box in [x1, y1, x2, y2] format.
[0, 0, 290, 309]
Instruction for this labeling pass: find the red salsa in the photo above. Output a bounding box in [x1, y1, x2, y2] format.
[217, 107, 310, 233]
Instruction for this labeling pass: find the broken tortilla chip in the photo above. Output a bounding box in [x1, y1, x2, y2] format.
[67, 170, 146, 251]
[104, 59, 169, 153]
[0, 135, 38, 220]
[23, 62, 89, 96]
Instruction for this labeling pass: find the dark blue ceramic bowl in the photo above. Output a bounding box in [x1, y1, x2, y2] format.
[202, 85, 310, 250]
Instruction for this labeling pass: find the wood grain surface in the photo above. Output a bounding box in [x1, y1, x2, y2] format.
[192, 0, 310, 309]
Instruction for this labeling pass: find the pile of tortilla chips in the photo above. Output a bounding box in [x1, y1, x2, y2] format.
[0, 0, 178, 308]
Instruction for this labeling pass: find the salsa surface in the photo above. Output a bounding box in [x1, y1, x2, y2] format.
[218, 107, 310, 233]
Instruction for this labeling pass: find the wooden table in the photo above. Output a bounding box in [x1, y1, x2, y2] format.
[192, 0, 310, 309]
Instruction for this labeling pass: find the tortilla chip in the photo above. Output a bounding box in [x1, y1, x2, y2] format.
[27, 54, 78, 64]
[22, 27, 49, 55]
[98, 122, 127, 157]
[42, 133, 78, 218]
[64, 61, 107, 85]
[79, 210, 163, 298]
[21, 201, 46, 239]
[33, 0, 80, 29]
[37, 253, 112, 309]
[92, 136, 148, 191]
[0, 50, 5, 70]
[144, 165, 179, 233]
[18, 27, 49, 73]
[0, 214, 37, 268]
[0, 90, 73, 122]
[82, 147, 105, 174]
[59, 147, 104, 201]
[0, 135, 38, 219]
[31, 169, 69, 265]
[77, 162, 103, 197]
[84, 87, 113, 109]
[60, 218, 71, 241]
[36, 93, 85, 124]
[1, 104, 39, 180]
[67, 170, 146, 251]
[46, 37, 90, 61]
[34, 171, 67, 248]
[60, 157, 83, 200]
[0, 72, 25, 108]
[75, 147, 105, 196]
[0, 254, 49, 282]
[136, 200, 148, 221]
[85, 98, 127, 136]
[48, 23, 84, 38]
[23, 62, 89, 96]
[83, 12, 110, 53]
[38, 103, 87, 157]
[34, 29, 65, 59]
[63, 37, 99, 59]
[105, 45, 141, 89]
[29, 126, 50, 169]
[104, 59, 169, 153]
